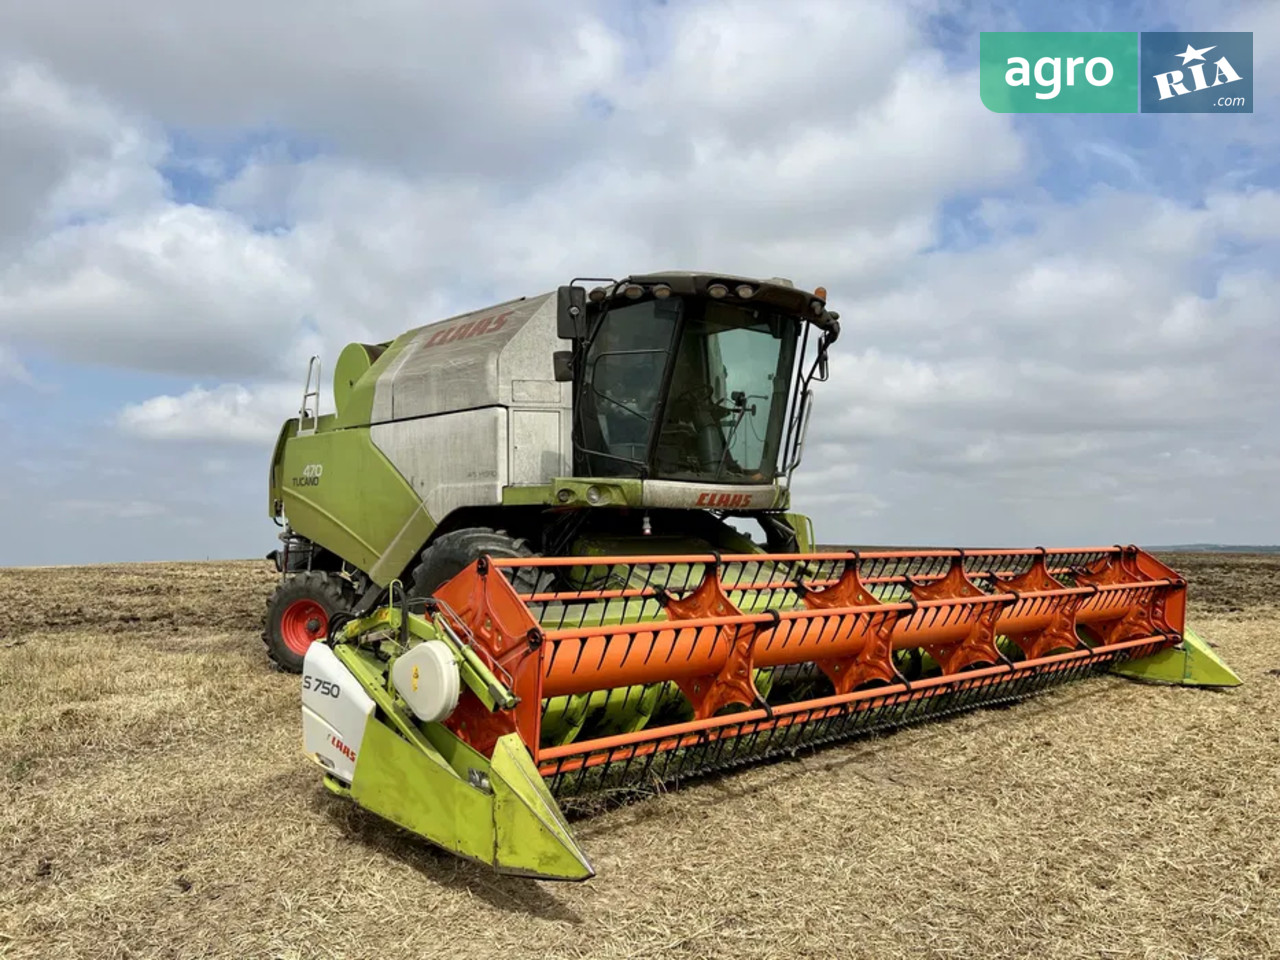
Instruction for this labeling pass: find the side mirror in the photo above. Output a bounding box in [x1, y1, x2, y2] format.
[817, 351, 829, 381]
[557, 285, 588, 340]
[799, 388, 814, 442]
[553, 350, 573, 382]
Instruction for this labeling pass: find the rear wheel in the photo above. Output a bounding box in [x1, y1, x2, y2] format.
[409, 527, 538, 599]
[263, 571, 356, 673]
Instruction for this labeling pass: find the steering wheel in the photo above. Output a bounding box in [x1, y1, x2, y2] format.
[674, 383, 743, 420]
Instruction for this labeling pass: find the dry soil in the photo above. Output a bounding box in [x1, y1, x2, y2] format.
[1, 554, 1277, 960]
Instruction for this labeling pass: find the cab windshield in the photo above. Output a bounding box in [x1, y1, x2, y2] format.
[577, 297, 798, 483]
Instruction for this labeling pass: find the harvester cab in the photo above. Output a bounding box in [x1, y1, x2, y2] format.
[267, 271, 1239, 881]
[562, 275, 836, 490]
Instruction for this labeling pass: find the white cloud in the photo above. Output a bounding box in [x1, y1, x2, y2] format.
[0, 1, 618, 173]
[0, 203, 326, 378]
[0, 2, 1026, 394]
[117, 383, 297, 443]
[0, 62, 164, 252]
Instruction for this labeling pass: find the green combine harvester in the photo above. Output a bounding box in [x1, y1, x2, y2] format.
[266, 271, 1239, 880]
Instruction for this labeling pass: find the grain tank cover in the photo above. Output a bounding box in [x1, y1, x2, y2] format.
[370, 292, 559, 424]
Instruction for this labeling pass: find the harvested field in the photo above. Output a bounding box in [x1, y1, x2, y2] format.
[1, 553, 1278, 960]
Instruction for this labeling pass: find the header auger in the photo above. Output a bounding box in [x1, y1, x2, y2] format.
[272, 270, 1238, 880]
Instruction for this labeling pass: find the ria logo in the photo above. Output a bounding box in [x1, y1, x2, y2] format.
[1153, 43, 1242, 100]
[1141, 33, 1252, 112]
[981, 31, 1255, 114]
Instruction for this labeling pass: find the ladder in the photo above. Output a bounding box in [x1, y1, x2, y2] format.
[298, 356, 321, 436]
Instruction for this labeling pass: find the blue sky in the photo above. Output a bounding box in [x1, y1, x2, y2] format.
[0, 0, 1276, 565]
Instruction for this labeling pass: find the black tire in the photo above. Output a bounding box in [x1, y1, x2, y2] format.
[263, 571, 356, 673]
[409, 527, 540, 599]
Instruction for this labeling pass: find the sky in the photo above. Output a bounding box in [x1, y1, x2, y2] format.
[0, 0, 1277, 565]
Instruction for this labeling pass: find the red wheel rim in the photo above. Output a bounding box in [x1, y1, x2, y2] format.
[280, 598, 328, 656]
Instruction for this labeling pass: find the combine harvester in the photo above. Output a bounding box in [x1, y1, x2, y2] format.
[265, 272, 1239, 880]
